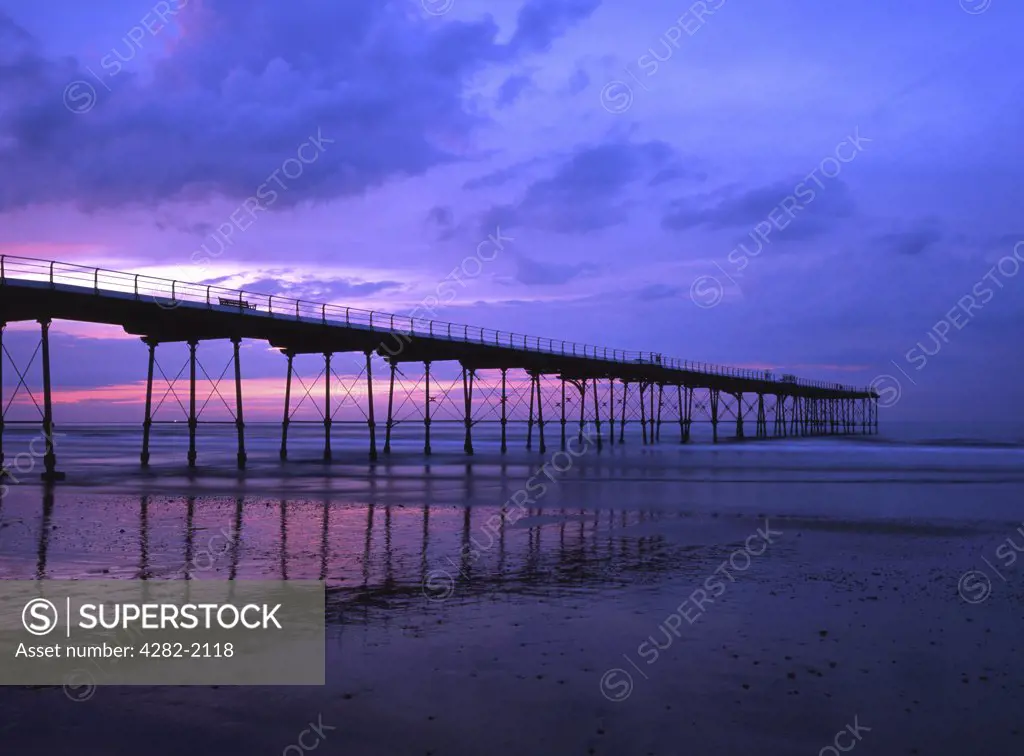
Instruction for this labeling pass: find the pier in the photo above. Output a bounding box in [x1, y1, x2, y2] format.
[0, 256, 879, 479]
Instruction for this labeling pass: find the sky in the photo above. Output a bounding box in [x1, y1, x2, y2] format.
[0, 0, 1022, 424]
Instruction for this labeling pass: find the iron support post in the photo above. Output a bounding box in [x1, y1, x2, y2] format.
[280, 352, 293, 460]
[323, 352, 332, 462]
[187, 339, 198, 468]
[424, 361, 432, 455]
[232, 337, 246, 468]
[365, 351, 377, 461]
[384, 360, 396, 454]
[39, 319, 63, 481]
[141, 339, 155, 466]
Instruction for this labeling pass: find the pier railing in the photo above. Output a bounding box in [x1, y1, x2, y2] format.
[0, 255, 869, 393]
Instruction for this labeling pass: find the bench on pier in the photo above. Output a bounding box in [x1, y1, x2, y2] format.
[218, 297, 256, 310]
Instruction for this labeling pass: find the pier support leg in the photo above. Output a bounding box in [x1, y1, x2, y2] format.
[619, 382, 628, 444]
[639, 382, 648, 445]
[655, 384, 663, 442]
[0, 321, 3, 473]
[461, 365, 473, 456]
[232, 337, 246, 469]
[280, 352, 293, 460]
[608, 379, 615, 447]
[684, 387, 693, 442]
[757, 393, 766, 438]
[141, 339, 155, 466]
[323, 353, 332, 462]
[424, 361, 432, 455]
[384, 360, 395, 454]
[710, 389, 720, 444]
[500, 368, 507, 454]
[592, 377, 603, 451]
[734, 393, 744, 439]
[38, 319, 62, 481]
[526, 372, 535, 451]
[187, 339, 198, 468]
[0, 323, 4, 476]
[560, 378, 567, 451]
[677, 385, 685, 443]
[365, 351, 377, 461]
[577, 380, 586, 445]
[536, 374, 546, 453]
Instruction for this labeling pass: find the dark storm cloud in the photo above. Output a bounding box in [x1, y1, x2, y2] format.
[241, 271, 404, 301]
[481, 138, 687, 234]
[662, 177, 857, 239]
[648, 165, 706, 187]
[872, 226, 943, 256]
[496, 74, 533, 109]
[425, 204, 458, 241]
[634, 283, 683, 301]
[564, 67, 589, 95]
[507, 0, 601, 55]
[426, 205, 455, 228]
[513, 254, 598, 285]
[153, 217, 216, 237]
[0, 0, 600, 213]
[462, 157, 548, 191]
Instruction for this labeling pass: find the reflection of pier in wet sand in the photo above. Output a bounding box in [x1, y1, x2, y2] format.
[4, 490, 690, 623]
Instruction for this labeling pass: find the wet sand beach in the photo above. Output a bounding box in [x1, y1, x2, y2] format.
[1, 426, 1023, 754]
